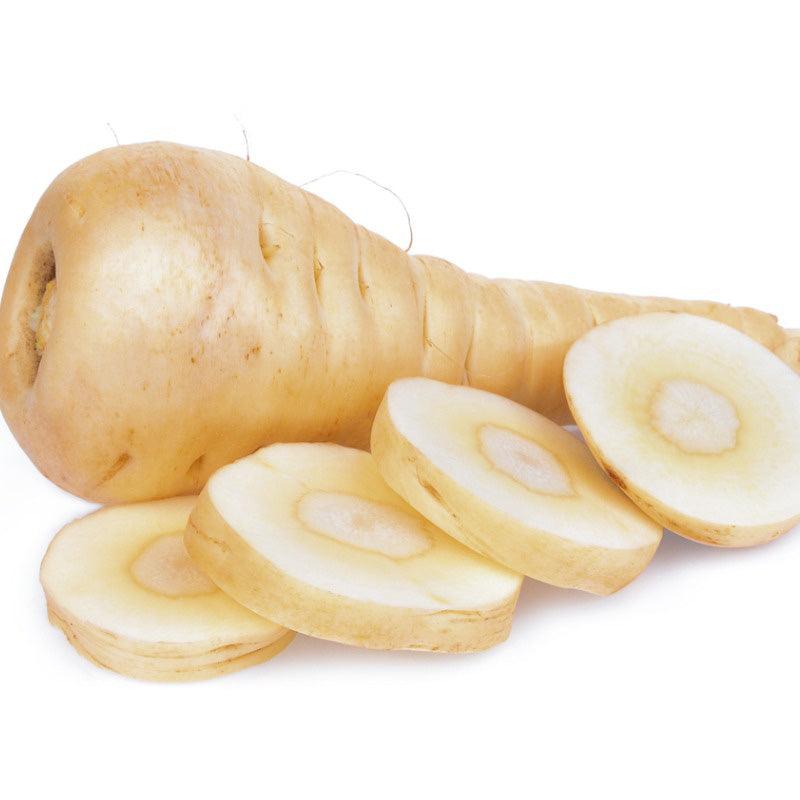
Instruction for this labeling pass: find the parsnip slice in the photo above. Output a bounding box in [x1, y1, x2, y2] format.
[371, 378, 662, 595]
[185, 444, 522, 652]
[40, 497, 292, 681]
[564, 313, 800, 546]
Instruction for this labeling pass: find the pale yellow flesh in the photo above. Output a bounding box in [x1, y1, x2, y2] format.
[564, 312, 800, 546]
[40, 497, 292, 680]
[185, 443, 522, 652]
[371, 378, 662, 595]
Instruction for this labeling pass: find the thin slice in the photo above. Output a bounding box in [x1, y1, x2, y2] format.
[185, 444, 522, 651]
[564, 312, 800, 546]
[40, 497, 293, 681]
[371, 377, 662, 595]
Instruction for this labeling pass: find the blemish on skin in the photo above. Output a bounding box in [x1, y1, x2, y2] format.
[189, 524, 231, 555]
[313, 256, 324, 294]
[258, 223, 281, 261]
[244, 344, 261, 360]
[602, 463, 627, 491]
[419, 478, 444, 504]
[96, 453, 131, 486]
[64, 194, 86, 219]
[186, 454, 206, 484]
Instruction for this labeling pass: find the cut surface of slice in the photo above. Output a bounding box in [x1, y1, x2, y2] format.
[41, 497, 292, 681]
[185, 444, 522, 651]
[371, 377, 662, 595]
[564, 312, 800, 546]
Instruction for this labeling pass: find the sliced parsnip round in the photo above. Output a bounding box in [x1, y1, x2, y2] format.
[185, 443, 522, 652]
[371, 377, 662, 595]
[40, 497, 293, 681]
[564, 312, 800, 547]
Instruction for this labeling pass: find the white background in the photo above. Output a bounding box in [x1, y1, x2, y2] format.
[2, 2, 799, 798]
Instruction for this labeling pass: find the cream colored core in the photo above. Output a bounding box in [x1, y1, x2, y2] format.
[479, 425, 574, 496]
[130, 533, 218, 597]
[298, 491, 432, 559]
[650, 379, 740, 454]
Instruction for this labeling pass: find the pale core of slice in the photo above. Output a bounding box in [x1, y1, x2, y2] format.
[478, 425, 574, 497]
[649, 379, 740, 455]
[297, 492, 432, 559]
[130, 533, 218, 598]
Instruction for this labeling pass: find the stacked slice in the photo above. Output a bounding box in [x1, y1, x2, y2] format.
[185, 443, 523, 651]
[41, 497, 293, 681]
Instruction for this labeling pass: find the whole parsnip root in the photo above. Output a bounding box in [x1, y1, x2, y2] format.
[1, 142, 797, 503]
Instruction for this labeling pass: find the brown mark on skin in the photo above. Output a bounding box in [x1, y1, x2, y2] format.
[355, 225, 368, 301]
[96, 453, 132, 487]
[462, 313, 477, 386]
[258, 222, 280, 262]
[64, 194, 86, 220]
[421, 290, 431, 353]
[313, 255, 324, 299]
[418, 477, 444, 505]
[244, 344, 261, 361]
[27, 248, 56, 375]
[414, 468, 465, 526]
[188, 522, 231, 555]
[187, 454, 205, 477]
[601, 461, 627, 492]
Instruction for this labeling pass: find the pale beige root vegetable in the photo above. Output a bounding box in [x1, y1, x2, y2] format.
[2, 142, 799, 504]
[40, 497, 293, 681]
[564, 313, 800, 547]
[184, 443, 522, 652]
[371, 378, 662, 594]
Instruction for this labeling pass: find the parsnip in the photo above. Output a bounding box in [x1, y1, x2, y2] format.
[1, 142, 797, 503]
[564, 313, 800, 547]
[40, 497, 293, 681]
[184, 443, 522, 652]
[372, 378, 662, 594]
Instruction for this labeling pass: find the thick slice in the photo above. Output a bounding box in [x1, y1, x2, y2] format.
[371, 378, 662, 595]
[564, 312, 800, 547]
[185, 443, 522, 652]
[40, 497, 293, 681]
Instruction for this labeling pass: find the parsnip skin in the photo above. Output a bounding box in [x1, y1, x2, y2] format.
[1, 142, 797, 503]
[48, 604, 295, 683]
